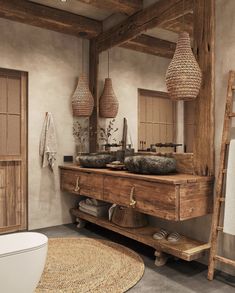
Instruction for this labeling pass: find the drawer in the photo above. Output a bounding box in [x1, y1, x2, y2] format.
[60, 169, 103, 200]
[103, 176, 177, 220]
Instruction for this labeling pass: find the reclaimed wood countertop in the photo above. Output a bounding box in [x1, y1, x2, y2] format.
[59, 164, 214, 185]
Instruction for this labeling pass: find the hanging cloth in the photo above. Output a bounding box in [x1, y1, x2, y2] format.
[223, 139, 235, 235]
[39, 112, 57, 171]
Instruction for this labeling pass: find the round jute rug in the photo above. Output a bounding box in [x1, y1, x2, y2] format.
[36, 238, 144, 293]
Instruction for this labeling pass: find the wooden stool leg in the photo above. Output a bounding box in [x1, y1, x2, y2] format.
[76, 217, 86, 228]
[154, 250, 169, 267]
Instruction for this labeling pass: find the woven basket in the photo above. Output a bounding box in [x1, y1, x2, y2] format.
[99, 78, 119, 118]
[72, 74, 94, 117]
[166, 32, 202, 101]
[111, 206, 148, 228]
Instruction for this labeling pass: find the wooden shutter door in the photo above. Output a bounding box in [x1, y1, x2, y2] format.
[0, 69, 27, 234]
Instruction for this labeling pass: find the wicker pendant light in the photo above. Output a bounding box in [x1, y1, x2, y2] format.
[72, 39, 94, 117]
[166, 31, 202, 101]
[72, 74, 94, 117]
[99, 51, 119, 118]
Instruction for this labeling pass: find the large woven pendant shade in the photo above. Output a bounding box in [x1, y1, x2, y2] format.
[72, 74, 94, 117]
[99, 78, 119, 118]
[166, 32, 202, 101]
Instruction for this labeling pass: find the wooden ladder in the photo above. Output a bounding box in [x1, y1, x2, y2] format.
[208, 70, 235, 280]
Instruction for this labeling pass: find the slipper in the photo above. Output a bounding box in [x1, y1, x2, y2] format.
[167, 232, 181, 242]
[153, 229, 169, 240]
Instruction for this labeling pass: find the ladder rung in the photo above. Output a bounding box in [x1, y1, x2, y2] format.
[229, 113, 235, 117]
[217, 226, 224, 231]
[215, 255, 235, 267]
[219, 197, 226, 202]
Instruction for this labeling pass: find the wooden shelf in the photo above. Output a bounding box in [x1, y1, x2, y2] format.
[71, 208, 210, 262]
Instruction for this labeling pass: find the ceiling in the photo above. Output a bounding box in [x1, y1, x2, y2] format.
[29, 0, 113, 21]
[29, 0, 178, 42]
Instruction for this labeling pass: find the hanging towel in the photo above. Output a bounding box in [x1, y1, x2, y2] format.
[39, 112, 57, 171]
[223, 139, 235, 235]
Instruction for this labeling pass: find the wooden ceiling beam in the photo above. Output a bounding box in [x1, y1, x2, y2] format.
[121, 34, 176, 59]
[77, 0, 143, 16]
[97, 0, 193, 52]
[160, 13, 193, 35]
[0, 0, 102, 38]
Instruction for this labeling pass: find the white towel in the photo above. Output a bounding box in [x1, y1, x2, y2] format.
[224, 139, 235, 235]
[39, 112, 57, 171]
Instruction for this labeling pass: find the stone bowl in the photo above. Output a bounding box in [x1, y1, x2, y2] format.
[124, 155, 176, 175]
[78, 153, 116, 168]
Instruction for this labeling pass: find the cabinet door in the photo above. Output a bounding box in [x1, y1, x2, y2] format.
[60, 169, 103, 200]
[0, 69, 27, 234]
[103, 176, 177, 220]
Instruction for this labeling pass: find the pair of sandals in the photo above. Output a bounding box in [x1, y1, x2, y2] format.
[153, 229, 181, 242]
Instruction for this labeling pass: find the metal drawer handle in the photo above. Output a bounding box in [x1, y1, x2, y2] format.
[74, 176, 80, 192]
[129, 186, 136, 208]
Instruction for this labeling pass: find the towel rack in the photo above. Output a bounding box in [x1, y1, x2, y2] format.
[208, 70, 235, 280]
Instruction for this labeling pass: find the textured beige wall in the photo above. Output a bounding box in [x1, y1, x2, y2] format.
[0, 18, 88, 230]
[98, 47, 171, 149]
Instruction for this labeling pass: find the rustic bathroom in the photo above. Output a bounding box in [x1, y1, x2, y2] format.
[0, 0, 235, 292]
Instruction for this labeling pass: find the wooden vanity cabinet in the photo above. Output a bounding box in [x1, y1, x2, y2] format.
[60, 165, 213, 221]
[60, 165, 213, 265]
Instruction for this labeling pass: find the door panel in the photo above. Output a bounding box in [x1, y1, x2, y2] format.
[0, 69, 27, 234]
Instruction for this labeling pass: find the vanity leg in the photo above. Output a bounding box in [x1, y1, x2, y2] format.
[154, 251, 169, 267]
[76, 217, 86, 228]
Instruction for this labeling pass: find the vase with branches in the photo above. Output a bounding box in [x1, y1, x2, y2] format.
[73, 120, 89, 154]
[99, 119, 119, 151]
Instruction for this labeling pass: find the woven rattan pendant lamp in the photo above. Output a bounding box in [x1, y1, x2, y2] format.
[166, 1, 202, 101]
[99, 51, 119, 118]
[72, 38, 94, 117]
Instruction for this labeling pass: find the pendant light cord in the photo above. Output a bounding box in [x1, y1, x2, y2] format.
[82, 38, 84, 74]
[183, 0, 185, 32]
[108, 50, 110, 78]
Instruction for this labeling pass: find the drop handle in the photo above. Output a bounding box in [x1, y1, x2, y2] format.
[74, 176, 80, 193]
[129, 186, 136, 208]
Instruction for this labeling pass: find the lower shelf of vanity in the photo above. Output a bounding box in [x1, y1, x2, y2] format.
[71, 208, 210, 262]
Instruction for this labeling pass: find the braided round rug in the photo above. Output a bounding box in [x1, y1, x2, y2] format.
[36, 238, 144, 293]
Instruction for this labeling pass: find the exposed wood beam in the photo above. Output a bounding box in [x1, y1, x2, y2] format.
[193, 0, 215, 176]
[0, 0, 102, 38]
[159, 13, 193, 35]
[89, 39, 99, 152]
[97, 0, 193, 52]
[77, 0, 143, 16]
[121, 34, 176, 59]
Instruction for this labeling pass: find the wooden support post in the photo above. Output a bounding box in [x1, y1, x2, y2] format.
[89, 39, 99, 152]
[193, 0, 215, 176]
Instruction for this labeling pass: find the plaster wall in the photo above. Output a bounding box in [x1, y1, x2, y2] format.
[0, 18, 88, 230]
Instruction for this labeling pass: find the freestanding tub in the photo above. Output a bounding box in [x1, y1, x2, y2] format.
[0, 232, 48, 293]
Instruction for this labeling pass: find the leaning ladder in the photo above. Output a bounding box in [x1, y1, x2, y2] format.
[208, 70, 235, 280]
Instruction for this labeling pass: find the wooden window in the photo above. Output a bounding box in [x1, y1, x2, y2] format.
[138, 89, 176, 152]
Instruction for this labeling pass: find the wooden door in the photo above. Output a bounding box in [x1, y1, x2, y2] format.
[0, 68, 27, 234]
[138, 89, 176, 152]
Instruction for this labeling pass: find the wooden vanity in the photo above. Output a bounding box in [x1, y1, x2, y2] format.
[60, 164, 214, 265]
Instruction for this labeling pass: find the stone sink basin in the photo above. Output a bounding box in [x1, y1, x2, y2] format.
[124, 155, 176, 175]
[77, 153, 116, 168]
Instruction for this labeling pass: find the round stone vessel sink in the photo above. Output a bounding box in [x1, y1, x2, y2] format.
[124, 155, 176, 175]
[78, 153, 116, 168]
